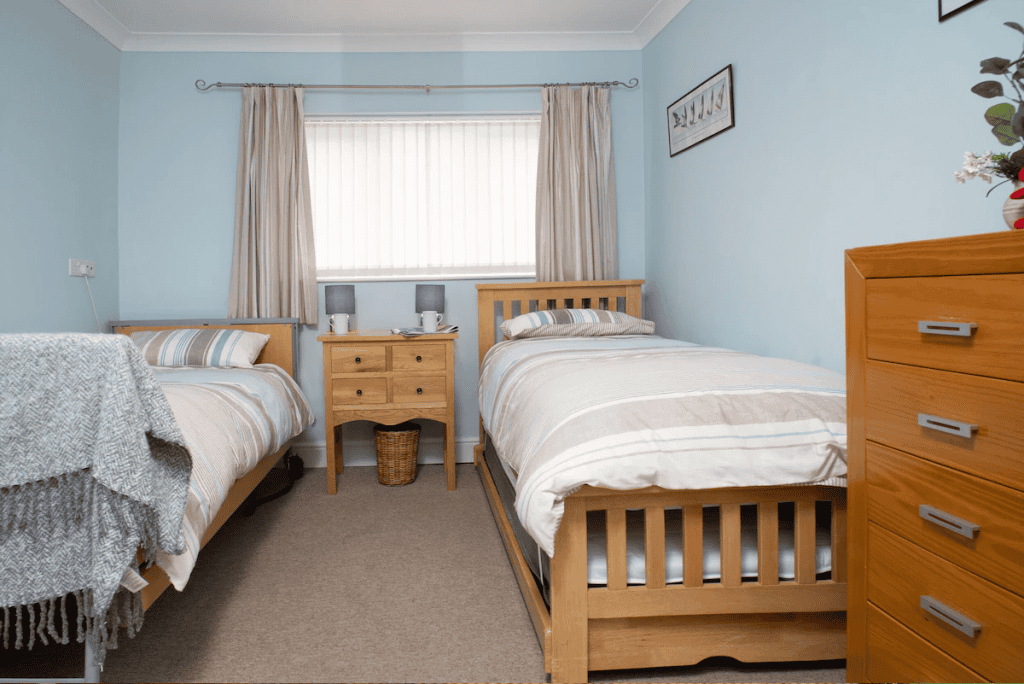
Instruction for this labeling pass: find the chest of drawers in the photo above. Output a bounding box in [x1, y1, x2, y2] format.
[845, 230, 1024, 683]
[318, 330, 458, 493]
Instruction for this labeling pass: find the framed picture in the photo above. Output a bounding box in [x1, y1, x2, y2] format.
[667, 64, 734, 157]
[939, 0, 987, 22]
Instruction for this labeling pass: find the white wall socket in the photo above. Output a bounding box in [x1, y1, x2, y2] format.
[69, 258, 95, 277]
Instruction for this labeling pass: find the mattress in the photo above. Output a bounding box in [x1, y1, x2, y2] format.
[479, 335, 847, 557]
[484, 436, 832, 589]
[151, 364, 314, 589]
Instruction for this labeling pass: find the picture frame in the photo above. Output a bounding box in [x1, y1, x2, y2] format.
[667, 64, 735, 157]
[938, 0, 987, 22]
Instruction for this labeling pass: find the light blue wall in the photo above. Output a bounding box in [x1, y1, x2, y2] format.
[642, 0, 1021, 374]
[0, 0, 120, 333]
[117, 50, 645, 464]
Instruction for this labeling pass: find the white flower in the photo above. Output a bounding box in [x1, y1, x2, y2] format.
[956, 151, 996, 183]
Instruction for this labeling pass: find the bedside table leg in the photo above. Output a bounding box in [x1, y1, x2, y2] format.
[445, 421, 456, 491]
[327, 422, 342, 495]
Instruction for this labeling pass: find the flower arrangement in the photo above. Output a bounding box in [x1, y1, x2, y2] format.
[954, 21, 1024, 227]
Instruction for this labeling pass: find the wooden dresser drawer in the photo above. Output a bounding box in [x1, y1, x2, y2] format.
[392, 343, 446, 371]
[393, 375, 446, 404]
[331, 377, 388, 405]
[868, 523, 1024, 683]
[865, 274, 1024, 382]
[867, 442, 1024, 595]
[331, 345, 386, 373]
[866, 604, 985, 683]
[864, 360, 1024, 488]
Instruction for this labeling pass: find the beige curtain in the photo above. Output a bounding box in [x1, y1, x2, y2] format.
[228, 86, 318, 325]
[535, 85, 618, 282]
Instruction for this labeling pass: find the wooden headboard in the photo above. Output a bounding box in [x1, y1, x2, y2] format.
[109, 317, 299, 377]
[475, 280, 644, 366]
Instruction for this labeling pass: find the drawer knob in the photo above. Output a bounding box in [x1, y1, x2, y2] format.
[919, 504, 980, 540]
[416, 387, 423, 395]
[355, 357, 361, 363]
[356, 389, 362, 396]
[416, 355, 422, 362]
[920, 596, 982, 639]
[918, 320, 977, 337]
[918, 413, 978, 439]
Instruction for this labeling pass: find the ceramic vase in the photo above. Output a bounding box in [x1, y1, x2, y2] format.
[1003, 180, 1024, 229]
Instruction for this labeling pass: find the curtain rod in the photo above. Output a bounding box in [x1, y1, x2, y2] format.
[195, 78, 638, 93]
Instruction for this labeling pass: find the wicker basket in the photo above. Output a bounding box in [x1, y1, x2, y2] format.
[374, 422, 420, 485]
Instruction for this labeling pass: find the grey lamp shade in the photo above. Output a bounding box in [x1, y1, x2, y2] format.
[325, 284, 356, 315]
[415, 284, 445, 313]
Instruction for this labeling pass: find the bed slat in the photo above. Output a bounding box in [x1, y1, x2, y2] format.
[606, 509, 628, 591]
[794, 500, 817, 584]
[683, 505, 703, 587]
[758, 501, 780, 586]
[720, 503, 742, 587]
[644, 507, 666, 588]
[831, 497, 847, 583]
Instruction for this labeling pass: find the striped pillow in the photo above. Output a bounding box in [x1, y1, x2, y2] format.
[499, 309, 654, 340]
[131, 328, 271, 368]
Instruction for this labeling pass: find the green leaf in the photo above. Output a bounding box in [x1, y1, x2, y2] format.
[972, 80, 1004, 97]
[1005, 21, 1024, 35]
[987, 103, 1021, 146]
[1014, 109, 1024, 138]
[980, 57, 1012, 74]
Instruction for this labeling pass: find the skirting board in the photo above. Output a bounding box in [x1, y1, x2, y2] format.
[289, 437, 478, 468]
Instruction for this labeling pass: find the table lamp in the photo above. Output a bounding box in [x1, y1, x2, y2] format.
[325, 284, 355, 334]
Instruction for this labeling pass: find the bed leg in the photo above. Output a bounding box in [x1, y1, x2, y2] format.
[550, 498, 589, 683]
[83, 632, 101, 683]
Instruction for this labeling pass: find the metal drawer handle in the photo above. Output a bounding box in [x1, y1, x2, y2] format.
[355, 357, 361, 363]
[919, 504, 980, 540]
[356, 389, 362, 396]
[416, 387, 423, 395]
[416, 355, 422, 362]
[918, 413, 978, 438]
[918, 321, 977, 337]
[920, 596, 982, 638]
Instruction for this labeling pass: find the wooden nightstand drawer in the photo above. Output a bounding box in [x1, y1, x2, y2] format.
[867, 442, 1024, 595]
[868, 523, 1024, 683]
[332, 377, 387, 405]
[393, 375, 446, 404]
[864, 360, 1024, 488]
[866, 604, 983, 684]
[331, 346, 386, 373]
[392, 343, 446, 371]
[865, 274, 1024, 382]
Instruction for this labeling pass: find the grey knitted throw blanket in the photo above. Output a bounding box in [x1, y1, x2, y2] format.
[0, 333, 191, 666]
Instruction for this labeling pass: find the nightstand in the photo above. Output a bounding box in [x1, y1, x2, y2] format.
[318, 330, 458, 493]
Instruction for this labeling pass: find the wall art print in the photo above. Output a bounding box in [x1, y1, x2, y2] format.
[667, 64, 734, 157]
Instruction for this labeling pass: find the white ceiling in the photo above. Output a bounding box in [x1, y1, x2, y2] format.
[57, 0, 691, 52]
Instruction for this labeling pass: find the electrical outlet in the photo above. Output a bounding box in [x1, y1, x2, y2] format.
[69, 258, 95, 277]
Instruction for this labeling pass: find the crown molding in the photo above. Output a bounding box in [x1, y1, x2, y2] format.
[120, 31, 643, 53]
[56, 0, 130, 50]
[634, 0, 692, 48]
[58, 0, 689, 53]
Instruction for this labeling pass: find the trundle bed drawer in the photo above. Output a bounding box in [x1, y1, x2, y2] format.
[867, 523, 1024, 683]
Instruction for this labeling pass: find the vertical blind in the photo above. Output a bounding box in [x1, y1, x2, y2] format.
[306, 115, 540, 280]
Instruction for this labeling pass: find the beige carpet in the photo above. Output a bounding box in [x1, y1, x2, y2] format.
[2, 464, 845, 683]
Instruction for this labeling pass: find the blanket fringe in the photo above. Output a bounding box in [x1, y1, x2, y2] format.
[1, 588, 145, 667]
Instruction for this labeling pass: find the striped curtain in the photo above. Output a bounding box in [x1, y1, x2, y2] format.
[535, 85, 619, 282]
[228, 86, 318, 325]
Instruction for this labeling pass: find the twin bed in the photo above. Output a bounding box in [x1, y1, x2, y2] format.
[474, 280, 848, 682]
[0, 319, 312, 682]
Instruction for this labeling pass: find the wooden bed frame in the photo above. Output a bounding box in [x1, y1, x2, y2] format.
[474, 281, 847, 683]
[110, 318, 301, 611]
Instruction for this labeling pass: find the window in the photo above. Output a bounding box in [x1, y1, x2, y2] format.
[306, 115, 539, 280]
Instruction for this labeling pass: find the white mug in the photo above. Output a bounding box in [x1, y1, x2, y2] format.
[421, 311, 443, 333]
[330, 313, 350, 335]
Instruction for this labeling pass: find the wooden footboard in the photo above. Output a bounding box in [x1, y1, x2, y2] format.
[550, 485, 847, 681]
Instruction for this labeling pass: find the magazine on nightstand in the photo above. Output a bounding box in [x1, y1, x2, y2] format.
[390, 324, 458, 337]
